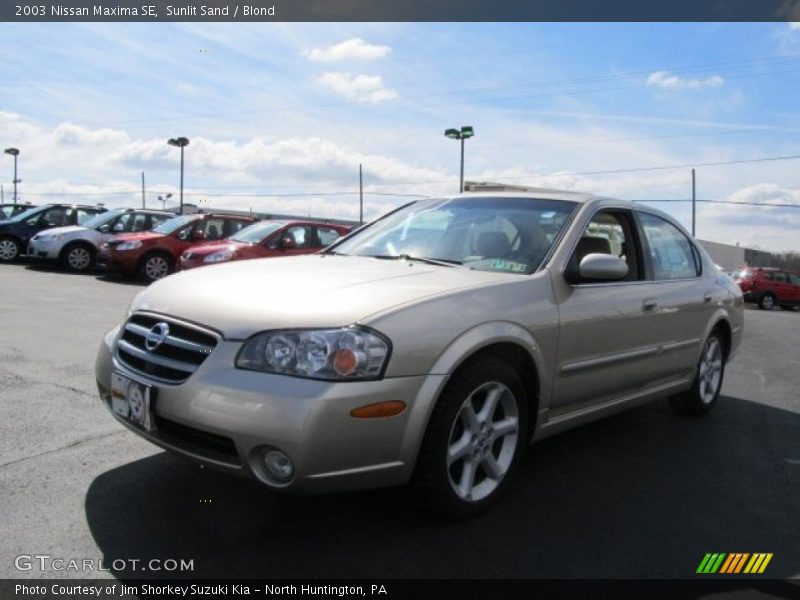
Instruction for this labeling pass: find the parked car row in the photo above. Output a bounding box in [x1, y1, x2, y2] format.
[0, 203, 352, 282]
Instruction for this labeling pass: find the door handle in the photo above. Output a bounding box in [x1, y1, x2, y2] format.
[703, 292, 713, 303]
[642, 298, 658, 312]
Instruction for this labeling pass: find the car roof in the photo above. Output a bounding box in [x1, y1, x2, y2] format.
[447, 190, 597, 203]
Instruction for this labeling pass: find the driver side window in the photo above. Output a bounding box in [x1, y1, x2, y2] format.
[568, 210, 643, 282]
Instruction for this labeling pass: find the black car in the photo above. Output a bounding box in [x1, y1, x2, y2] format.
[0, 204, 107, 262]
[0, 203, 36, 220]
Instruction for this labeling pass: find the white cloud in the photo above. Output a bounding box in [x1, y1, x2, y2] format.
[317, 72, 397, 103]
[53, 122, 130, 147]
[303, 38, 391, 62]
[646, 71, 725, 90]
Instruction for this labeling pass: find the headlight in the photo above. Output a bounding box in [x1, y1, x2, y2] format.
[35, 234, 63, 242]
[203, 248, 234, 263]
[116, 240, 142, 251]
[236, 327, 391, 381]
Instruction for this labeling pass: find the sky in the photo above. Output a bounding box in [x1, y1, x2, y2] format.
[0, 22, 799, 252]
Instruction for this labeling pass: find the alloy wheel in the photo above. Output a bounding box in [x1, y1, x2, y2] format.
[446, 381, 519, 502]
[0, 239, 19, 261]
[145, 256, 170, 280]
[67, 247, 92, 271]
[698, 337, 723, 404]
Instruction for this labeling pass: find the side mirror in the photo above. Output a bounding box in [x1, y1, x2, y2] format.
[113, 223, 124, 233]
[577, 253, 628, 282]
[27, 218, 39, 226]
[191, 229, 205, 240]
[280, 237, 296, 250]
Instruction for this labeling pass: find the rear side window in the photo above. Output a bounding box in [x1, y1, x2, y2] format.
[638, 213, 701, 280]
[316, 226, 344, 248]
[789, 273, 800, 285]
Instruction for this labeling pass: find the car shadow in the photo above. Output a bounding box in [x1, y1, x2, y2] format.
[85, 395, 800, 581]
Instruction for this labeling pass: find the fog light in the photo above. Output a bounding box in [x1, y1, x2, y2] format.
[262, 448, 294, 483]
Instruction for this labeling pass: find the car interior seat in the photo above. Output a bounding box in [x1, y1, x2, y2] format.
[476, 231, 512, 258]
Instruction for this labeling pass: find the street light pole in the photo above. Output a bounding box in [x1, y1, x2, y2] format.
[444, 126, 474, 193]
[4, 147, 20, 202]
[167, 137, 190, 215]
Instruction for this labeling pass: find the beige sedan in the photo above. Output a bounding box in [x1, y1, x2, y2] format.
[95, 192, 743, 517]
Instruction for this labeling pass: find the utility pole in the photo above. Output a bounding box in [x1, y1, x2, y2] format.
[141, 172, 146, 208]
[1, 184, 3, 202]
[691, 168, 696, 237]
[359, 163, 363, 225]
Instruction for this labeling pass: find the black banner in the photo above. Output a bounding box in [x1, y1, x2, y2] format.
[2, 0, 800, 22]
[3, 579, 800, 600]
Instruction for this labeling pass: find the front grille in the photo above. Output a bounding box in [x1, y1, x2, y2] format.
[116, 313, 219, 383]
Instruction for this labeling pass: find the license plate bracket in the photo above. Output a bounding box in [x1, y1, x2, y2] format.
[111, 372, 157, 432]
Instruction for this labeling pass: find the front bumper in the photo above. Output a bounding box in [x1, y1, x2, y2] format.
[95, 327, 441, 493]
[27, 239, 61, 259]
[178, 257, 206, 270]
[742, 291, 759, 303]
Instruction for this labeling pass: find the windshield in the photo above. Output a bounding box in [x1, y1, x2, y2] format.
[331, 196, 578, 275]
[231, 221, 285, 243]
[152, 214, 198, 235]
[8, 206, 45, 222]
[84, 209, 124, 230]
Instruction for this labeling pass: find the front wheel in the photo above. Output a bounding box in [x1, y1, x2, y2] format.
[670, 330, 726, 416]
[0, 237, 21, 262]
[759, 293, 776, 310]
[413, 357, 528, 519]
[60, 243, 95, 272]
[139, 253, 174, 282]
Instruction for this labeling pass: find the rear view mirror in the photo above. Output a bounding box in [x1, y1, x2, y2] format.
[578, 253, 628, 282]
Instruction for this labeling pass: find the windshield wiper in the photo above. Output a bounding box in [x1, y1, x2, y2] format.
[372, 254, 462, 267]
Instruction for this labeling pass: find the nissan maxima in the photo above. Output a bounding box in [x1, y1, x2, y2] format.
[95, 192, 743, 517]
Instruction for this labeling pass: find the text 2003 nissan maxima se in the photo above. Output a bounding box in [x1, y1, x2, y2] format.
[96, 192, 743, 517]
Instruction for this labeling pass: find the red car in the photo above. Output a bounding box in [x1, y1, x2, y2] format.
[736, 267, 800, 310]
[99, 213, 258, 282]
[180, 220, 351, 270]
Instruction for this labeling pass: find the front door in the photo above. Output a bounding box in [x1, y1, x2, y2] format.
[550, 208, 664, 416]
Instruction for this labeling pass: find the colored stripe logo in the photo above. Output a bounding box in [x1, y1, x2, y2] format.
[696, 553, 773, 574]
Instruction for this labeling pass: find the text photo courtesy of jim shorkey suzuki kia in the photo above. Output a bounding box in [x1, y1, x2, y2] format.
[0, 0, 799, 596]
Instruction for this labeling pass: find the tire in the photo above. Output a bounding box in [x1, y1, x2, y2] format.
[60, 242, 95, 272]
[413, 357, 529, 519]
[0, 236, 22, 262]
[670, 330, 726, 416]
[139, 252, 174, 283]
[759, 293, 776, 310]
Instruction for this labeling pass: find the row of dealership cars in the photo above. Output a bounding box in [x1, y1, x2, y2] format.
[0, 202, 351, 282]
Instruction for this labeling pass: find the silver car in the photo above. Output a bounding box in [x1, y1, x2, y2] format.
[95, 192, 743, 517]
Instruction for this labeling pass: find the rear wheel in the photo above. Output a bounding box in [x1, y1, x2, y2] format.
[139, 252, 174, 282]
[670, 330, 726, 416]
[759, 293, 776, 310]
[0, 237, 21, 262]
[413, 357, 528, 519]
[60, 243, 95, 272]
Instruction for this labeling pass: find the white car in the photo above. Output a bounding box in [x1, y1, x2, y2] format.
[28, 208, 174, 272]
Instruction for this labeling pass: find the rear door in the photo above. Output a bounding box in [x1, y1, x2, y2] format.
[634, 211, 714, 380]
[788, 273, 800, 304]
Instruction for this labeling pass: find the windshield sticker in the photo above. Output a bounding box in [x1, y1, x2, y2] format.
[489, 259, 528, 272]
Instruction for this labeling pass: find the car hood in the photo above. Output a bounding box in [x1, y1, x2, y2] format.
[133, 254, 508, 338]
[111, 231, 163, 243]
[34, 225, 89, 238]
[186, 241, 241, 256]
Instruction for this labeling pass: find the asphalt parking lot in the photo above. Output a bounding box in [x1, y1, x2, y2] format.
[1, 262, 799, 581]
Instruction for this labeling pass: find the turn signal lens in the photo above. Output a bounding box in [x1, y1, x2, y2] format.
[350, 401, 407, 419]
